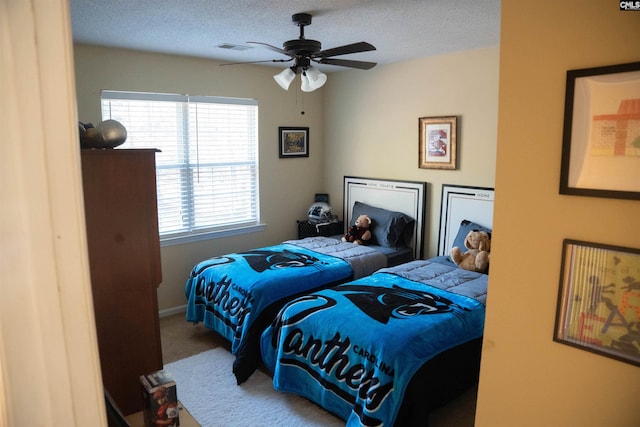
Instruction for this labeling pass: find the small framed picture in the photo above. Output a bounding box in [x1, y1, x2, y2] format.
[418, 116, 457, 170]
[559, 61, 640, 200]
[554, 239, 640, 367]
[279, 127, 309, 158]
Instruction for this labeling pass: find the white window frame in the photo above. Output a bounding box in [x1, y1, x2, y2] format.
[100, 90, 263, 246]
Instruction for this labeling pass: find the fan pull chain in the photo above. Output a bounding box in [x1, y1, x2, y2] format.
[297, 87, 305, 115]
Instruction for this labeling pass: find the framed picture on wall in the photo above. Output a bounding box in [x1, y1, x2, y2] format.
[559, 61, 640, 200]
[279, 127, 309, 158]
[418, 116, 457, 170]
[553, 239, 640, 367]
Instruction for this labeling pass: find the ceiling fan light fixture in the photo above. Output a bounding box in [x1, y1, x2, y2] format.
[300, 66, 327, 92]
[300, 73, 312, 92]
[273, 67, 296, 90]
[306, 66, 327, 86]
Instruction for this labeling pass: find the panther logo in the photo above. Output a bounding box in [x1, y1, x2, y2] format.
[241, 249, 321, 273]
[337, 283, 467, 324]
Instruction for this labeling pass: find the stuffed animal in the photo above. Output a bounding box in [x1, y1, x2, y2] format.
[450, 230, 491, 273]
[342, 214, 372, 245]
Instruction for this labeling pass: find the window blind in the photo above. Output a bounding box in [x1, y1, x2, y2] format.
[101, 91, 259, 241]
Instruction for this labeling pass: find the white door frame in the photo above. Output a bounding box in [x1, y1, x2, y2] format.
[1, 0, 105, 425]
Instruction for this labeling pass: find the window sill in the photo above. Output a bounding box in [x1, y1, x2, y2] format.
[159, 223, 266, 247]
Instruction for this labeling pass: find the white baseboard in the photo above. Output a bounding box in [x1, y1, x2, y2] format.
[159, 305, 187, 318]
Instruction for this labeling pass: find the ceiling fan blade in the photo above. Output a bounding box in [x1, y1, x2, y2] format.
[247, 41, 292, 57]
[219, 58, 293, 66]
[316, 58, 377, 70]
[315, 42, 376, 58]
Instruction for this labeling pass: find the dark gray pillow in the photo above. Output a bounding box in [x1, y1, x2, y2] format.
[451, 219, 492, 251]
[350, 201, 415, 247]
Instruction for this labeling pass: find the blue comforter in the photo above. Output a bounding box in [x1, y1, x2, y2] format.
[261, 263, 486, 426]
[185, 243, 353, 355]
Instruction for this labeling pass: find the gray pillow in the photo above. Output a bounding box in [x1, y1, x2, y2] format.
[351, 201, 415, 247]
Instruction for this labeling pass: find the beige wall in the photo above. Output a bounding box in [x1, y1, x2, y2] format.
[74, 44, 499, 310]
[74, 45, 326, 311]
[324, 47, 499, 257]
[475, 2, 640, 426]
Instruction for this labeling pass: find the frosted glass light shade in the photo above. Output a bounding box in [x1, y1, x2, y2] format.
[273, 68, 296, 90]
[301, 66, 327, 92]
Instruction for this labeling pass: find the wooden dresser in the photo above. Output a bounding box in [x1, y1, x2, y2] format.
[81, 149, 163, 415]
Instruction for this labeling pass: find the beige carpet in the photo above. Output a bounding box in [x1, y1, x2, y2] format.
[160, 312, 478, 426]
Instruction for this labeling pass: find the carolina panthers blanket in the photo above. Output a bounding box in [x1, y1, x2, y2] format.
[261, 269, 486, 427]
[184, 242, 353, 358]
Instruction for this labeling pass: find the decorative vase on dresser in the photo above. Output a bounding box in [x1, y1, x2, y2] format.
[80, 148, 163, 415]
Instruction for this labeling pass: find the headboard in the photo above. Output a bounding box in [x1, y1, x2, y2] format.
[343, 176, 427, 260]
[437, 184, 495, 256]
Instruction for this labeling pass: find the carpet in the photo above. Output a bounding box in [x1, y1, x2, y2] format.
[164, 348, 344, 427]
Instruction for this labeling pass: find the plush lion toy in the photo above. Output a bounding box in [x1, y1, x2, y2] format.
[450, 230, 491, 273]
[342, 214, 372, 245]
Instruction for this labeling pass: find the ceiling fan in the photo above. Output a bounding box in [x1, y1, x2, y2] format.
[222, 13, 377, 92]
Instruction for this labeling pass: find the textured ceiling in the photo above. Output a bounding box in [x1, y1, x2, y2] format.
[70, 0, 501, 72]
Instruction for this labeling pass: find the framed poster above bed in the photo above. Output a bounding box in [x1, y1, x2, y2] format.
[438, 184, 495, 257]
[418, 116, 458, 170]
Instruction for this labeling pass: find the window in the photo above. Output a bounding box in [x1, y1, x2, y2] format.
[101, 91, 260, 245]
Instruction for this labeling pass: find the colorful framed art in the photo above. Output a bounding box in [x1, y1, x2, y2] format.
[554, 239, 640, 366]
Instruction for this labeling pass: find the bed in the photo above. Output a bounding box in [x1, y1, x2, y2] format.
[184, 177, 427, 384]
[260, 184, 494, 426]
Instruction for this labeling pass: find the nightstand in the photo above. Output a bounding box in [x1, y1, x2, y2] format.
[297, 220, 344, 239]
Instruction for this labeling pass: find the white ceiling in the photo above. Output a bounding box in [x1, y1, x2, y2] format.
[70, 0, 501, 73]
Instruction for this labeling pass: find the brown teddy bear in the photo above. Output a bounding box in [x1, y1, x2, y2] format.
[342, 214, 372, 245]
[450, 230, 491, 273]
